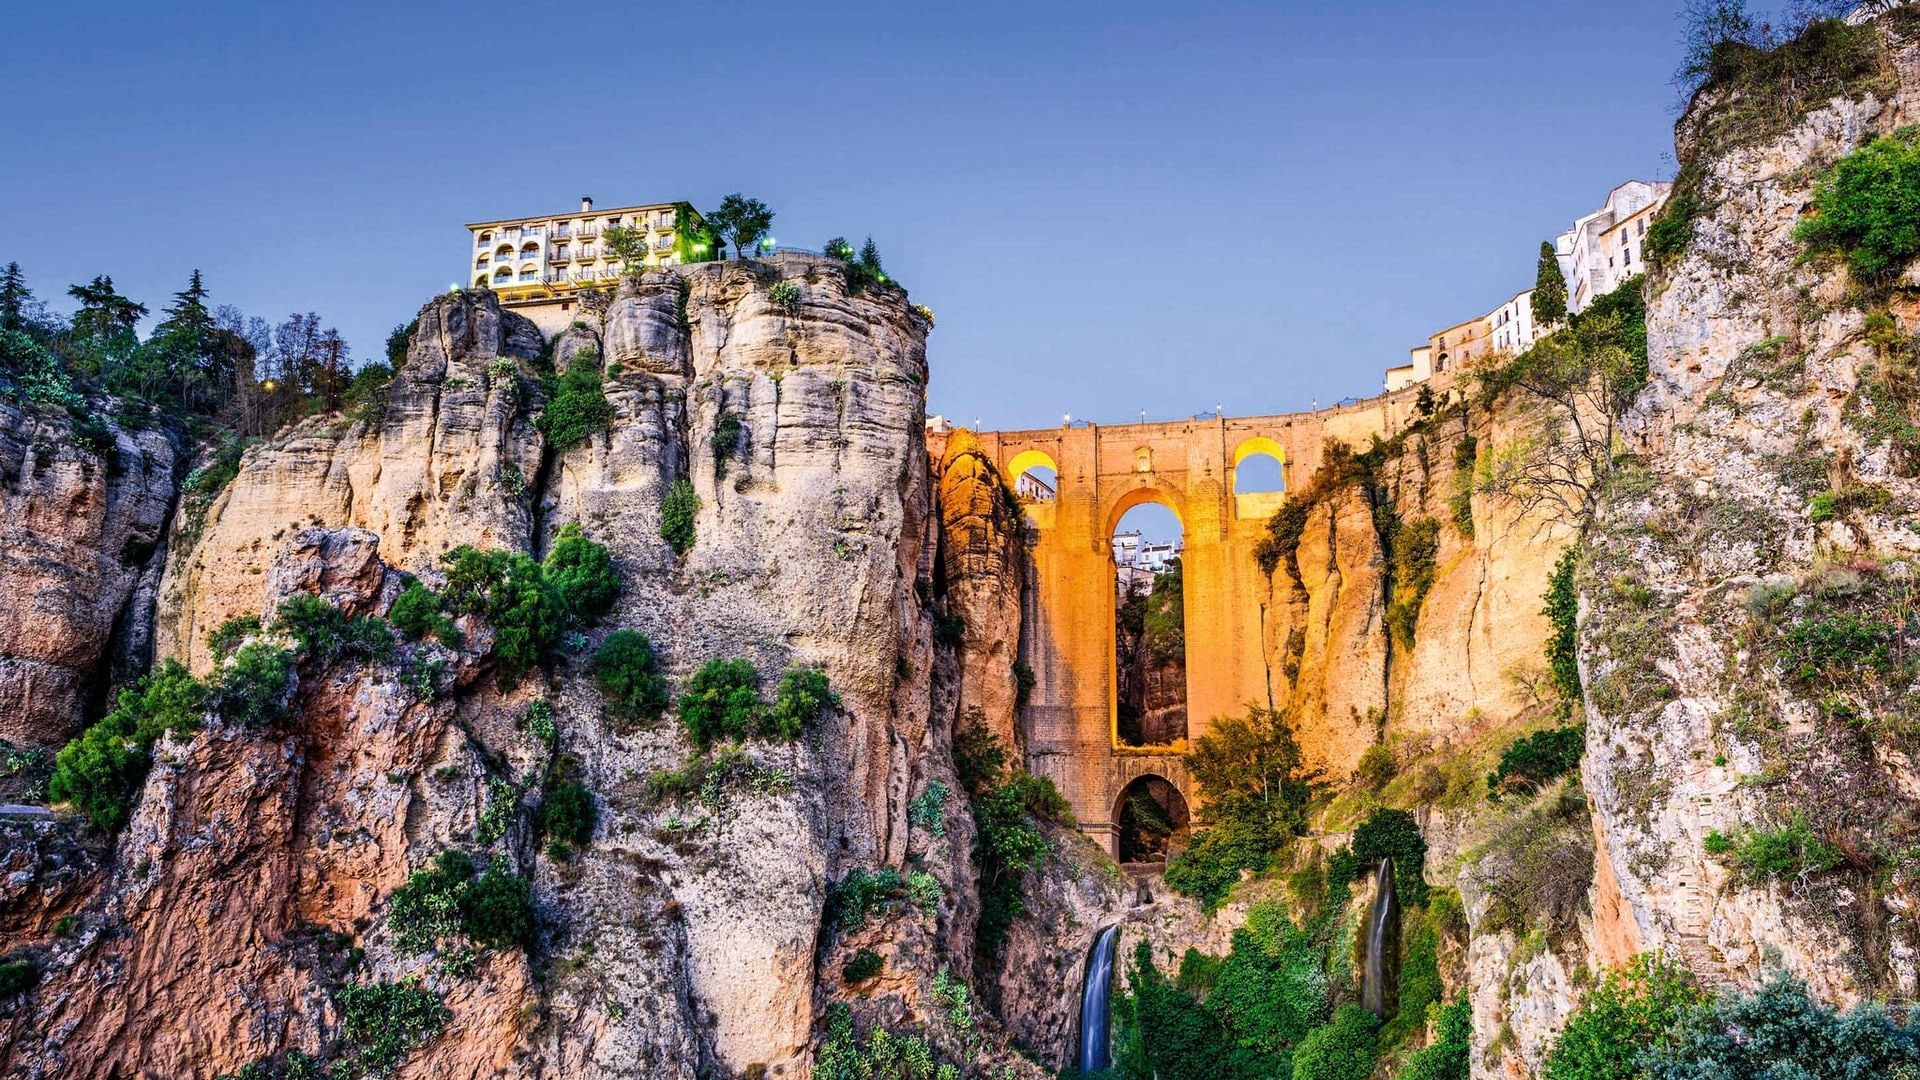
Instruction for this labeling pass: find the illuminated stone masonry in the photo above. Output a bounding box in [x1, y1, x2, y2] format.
[954, 384, 1432, 854]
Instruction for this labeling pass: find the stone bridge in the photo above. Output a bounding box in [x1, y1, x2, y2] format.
[968, 387, 1426, 857]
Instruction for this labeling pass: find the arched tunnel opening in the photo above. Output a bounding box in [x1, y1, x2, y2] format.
[1115, 774, 1190, 864]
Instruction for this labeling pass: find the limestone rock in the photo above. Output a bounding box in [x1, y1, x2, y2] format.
[0, 402, 178, 748]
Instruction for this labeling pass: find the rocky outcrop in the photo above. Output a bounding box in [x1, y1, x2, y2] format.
[155, 290, 545, 674]
[1581, 10, 1920, 1009]
[0, 527, 534, 1079]
[934, 431, 1027, 752]
[0, 260, 961, 1079]
[0, 403, 178, 748]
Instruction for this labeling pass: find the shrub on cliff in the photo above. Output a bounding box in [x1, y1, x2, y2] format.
[1291, 1005, 1379, 1080]
[678, 658, 764, 745]
[332, 979, 450, 1080]
[1393, 996, 1470, 1080]
[387, 849, 535, 954]
[273, 595, 393, 664]
[206, 615, 261, 659]
[1123, 939, 1285, 1080]
[660, 479, 700, 555]
[539, 776, 596, 851]
[541, 523, 619, 623]
[387, 581, 460, 645]
[1543, 953, 1704, 1080]
[1385, 517, 1440, 650]
[1798, 127, 1920, 284]
[1487, 725, 1585, 799]
[213, 641, 297, 728]
[1543, 548, 1582, 713]
[49, 659, 205, 830]
[1641, 971, 1920, 1078]
[0, 955, 39, 998]
[768, 666, 837, 738]
[535, 350, 614, 450]
[590, 630, 670, 722]
[1204, 905, 1329, 1056]
[440, 545, 565, 683]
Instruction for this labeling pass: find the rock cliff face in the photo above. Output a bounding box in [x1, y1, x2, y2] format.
[0, 403, 178, 749]
[0, 256, 987, 1080]
[1584, 10, 1920, 1012]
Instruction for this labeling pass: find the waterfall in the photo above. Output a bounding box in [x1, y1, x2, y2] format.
[1076, 925, 1120, 1074]
[1362, 856, 1400, 1017]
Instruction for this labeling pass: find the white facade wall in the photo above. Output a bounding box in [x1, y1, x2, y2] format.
[1555, 180, 1670, 314]
[1486, 289, 1544, 355]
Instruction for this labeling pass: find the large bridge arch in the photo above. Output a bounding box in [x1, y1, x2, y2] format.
[961, 387, 1428, 856]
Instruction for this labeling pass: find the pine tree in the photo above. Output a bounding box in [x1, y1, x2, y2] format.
[67, 276, 147, 345]
[155, 270, 213, 355]
[1533, 241, 1568, 325]
[0, 262, 30, 333]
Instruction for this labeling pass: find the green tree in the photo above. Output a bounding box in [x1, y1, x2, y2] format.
[67, 275, 147, 347]
[1534, 241, 1569, 325]
[385, 319, 416, 368]
[1543, 953, 1705, 1080]
[1165, 705, 1316, 908]
[0, 262, 31, 334]
[705, 193, 775, 259]
[603, 224, 651, 273]
[1186, 705, 1314, 834]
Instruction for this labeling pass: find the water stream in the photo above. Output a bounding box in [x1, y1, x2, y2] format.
[1076, 924, 1120, 1073]
[1362, 856, 1400, 1016]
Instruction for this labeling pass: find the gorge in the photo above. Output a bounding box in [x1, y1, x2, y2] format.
[7, 7, 1920, 1080]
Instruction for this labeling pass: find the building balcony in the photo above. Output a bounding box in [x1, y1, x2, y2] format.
[575, 226, 599, 239]
[549, 251, 569, 263]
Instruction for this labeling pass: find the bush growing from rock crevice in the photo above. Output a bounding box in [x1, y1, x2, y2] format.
[1487, 725, 1585, 800]
[48, 659, 206, 830]
[213, 641, 297, 729]
[678, 658, 763, 746]
[273, 595, 393, 664]
[387, 849, 535, 955]
[332, 979, 450, 1080]
[440, 545, 566, 683]
[534, 350, 614, 450]
[591, 629, 670, 723]
[660, 479, 700, 555]
[542, 523, 619, 622]
[387, 581, 460, 645]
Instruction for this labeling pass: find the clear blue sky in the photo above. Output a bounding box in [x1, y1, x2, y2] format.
[1, 1, 1692, 431]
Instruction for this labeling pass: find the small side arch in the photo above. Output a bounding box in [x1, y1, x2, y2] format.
[1231, 435, 1287, 518]
[1113, 773, 1190, 863]
[1006, 448, 1060, 511]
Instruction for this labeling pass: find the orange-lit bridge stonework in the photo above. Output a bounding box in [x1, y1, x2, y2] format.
[969, 388, 1427, 856]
